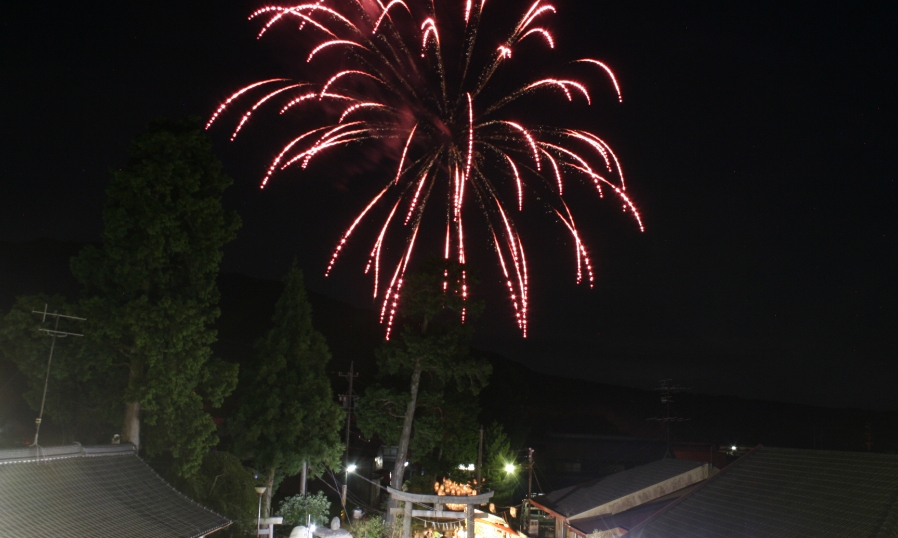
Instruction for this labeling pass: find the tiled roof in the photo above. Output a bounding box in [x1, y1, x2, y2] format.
[534, 459, 706, 518]
[0, 443, 230, 538]
[569, 498, 678, 535]
[628, 446, 898, 538]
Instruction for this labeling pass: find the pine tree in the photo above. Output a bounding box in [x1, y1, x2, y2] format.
[359, 259, 490, 521]
[230, 263, 344, 517]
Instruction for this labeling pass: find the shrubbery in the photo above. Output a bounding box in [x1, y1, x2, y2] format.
[276, 491, 332, 526]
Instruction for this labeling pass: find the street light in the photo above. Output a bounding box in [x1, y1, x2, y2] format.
[347, 463, 357, 473]
[504, 463, 515, 473]
[255, 486, 267, 537]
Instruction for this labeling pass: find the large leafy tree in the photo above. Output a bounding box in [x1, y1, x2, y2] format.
[229, 263, 344, 517]
[71, 118, 240, 475]
[357, 259, 490, 520]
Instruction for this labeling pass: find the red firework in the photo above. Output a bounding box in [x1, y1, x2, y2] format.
[208, 0, 643, 338]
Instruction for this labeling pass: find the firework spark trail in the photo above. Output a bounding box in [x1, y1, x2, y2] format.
[326, 184, 391, 276]
[525, 79, 590, 104]
[366, 198, 402, 296]
[515, 2, 556, 36]
[279, 123, 370, 169]
[297, 0, 326, 31]
[517, 232, 529, 337]
[568, 163, 645, 231]
[503, 154, 524, 211]
[515, 1, 546, 35]
[444, 221, 451, 261]
[320, 70, 386, 96]
[206, 79, 286, 129]
[566, 130, 613, 172]
[555, 200, 595, 286]
[339, 102, 388, 123]
[538, 141, 604, 197]
[373, 0, 412, 34]
[279, 92, 318, 113]
[465, 93, 474, 180]
[556, 209, 581, 283]
[231, 83, 308, 140]
[490, 229, 521, 322]
[499, 121, 541, 171]
[540, 148, 563, 194]
[261, 127, 332, 187]
[307, 40, 369, 62]
[571, 130, 627, 190]
[383, 222, 421, 338]
[394, 124, 418, 184]
[209, 0, 643, 337]
[251, 5, 360, 39]
[519, 28, 554, 48]
[421, 18, 439, 51]
[494, 200, 527, 331]
[576, 58, 623, 103]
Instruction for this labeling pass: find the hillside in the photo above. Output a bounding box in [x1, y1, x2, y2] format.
[1, 239, 896, 456]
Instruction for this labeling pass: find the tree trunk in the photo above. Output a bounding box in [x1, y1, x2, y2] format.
[122, 401, 140, 449]
[122, 357, 142, 449]
[386, 359, 423, 523]
[263, 467, 276, 518]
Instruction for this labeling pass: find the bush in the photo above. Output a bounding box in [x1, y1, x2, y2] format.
[277, 491, 332, 527]
[350, 517, 387, 538]
[167, 451, 258, 536]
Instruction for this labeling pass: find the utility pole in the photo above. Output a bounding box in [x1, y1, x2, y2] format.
[338, 361, 358, 508]
[647, 379, 689, 457]
[527, 448, 534, 500]
[476, 425, 483, 485]
[31, 305, 85, 447]
[524, 448, 534, 534]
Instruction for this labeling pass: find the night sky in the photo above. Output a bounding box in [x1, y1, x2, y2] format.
[2, 0, 895, 410]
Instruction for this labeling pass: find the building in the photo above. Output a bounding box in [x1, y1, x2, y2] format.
[530, 459, 715, 538]
[0, 443, 231, 537]
[628, 446, 898, 537]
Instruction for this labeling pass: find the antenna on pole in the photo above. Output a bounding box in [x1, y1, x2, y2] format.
[31, 304, 86, 448]
[647, 379, 689, 458]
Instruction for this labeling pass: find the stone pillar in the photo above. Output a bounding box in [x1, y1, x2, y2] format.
[466, 504, 475, 538]
[402, 500, 413, 538]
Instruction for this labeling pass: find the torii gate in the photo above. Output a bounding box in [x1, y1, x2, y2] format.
[387, 487, 495, 538]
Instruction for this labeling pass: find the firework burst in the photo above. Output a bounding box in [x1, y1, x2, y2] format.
[209, 0, 643, 338]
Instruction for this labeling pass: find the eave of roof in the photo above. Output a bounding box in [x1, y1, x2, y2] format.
[627, 446, 898, 538]
[0, 443, 231, 538]
[532, 459, 709, 520]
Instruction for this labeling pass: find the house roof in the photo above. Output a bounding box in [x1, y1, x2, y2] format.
[628, 446, 898, 538]
[0, 443, 230, 538]
[569, 498, 677, 536]
[533, 459, 707, 519]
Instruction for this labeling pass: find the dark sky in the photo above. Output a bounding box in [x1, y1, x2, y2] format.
[2, 0, 895, 410]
